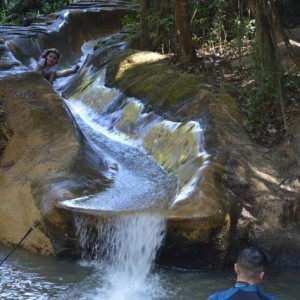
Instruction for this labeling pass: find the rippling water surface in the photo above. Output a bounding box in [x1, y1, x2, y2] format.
[0, 244, 299, 300]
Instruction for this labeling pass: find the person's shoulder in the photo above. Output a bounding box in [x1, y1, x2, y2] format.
[38, 57, 46, 66]
[259, 290, 279, 300]
[207, 287, 236, 300]
[207, 294, 218, 300]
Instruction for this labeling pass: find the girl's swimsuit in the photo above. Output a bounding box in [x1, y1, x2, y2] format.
[37, 58, 58, 80]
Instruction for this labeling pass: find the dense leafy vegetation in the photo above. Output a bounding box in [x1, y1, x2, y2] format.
[122, 0, 300, 146]
[0, 0, 72, 25]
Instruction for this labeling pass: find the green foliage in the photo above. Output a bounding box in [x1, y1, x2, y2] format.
[149, 12, 175, 52]
[210, 0, 228, 44]
[0, 7, 21, 25]
[0, 8, 6, 24]
[127, 0, 256, 53]
[121, 13, 140, 41]
[0, 0, 73, 25]
[231, 18, 256, 41]
[40, 2, 52, 14]
[189, 0, 220, 47]
[123, 1, 175, 52]
[244, 19, 256, 39]
[40, 0, 71, 15]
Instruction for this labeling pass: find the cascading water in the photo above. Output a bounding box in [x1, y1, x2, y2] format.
[72, 214, 168, 300]
[52, 39, 204, 299]
[2, 7, 209, 299]
[0, 6, 298, 300]
[59, 70, 179, 212]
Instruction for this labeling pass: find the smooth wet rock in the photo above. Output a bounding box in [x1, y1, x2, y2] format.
[0, 39, 27, 75]
[0, 73, 80, 254]
[104, 49, 300, 267]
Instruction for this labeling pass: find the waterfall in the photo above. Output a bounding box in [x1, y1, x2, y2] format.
[74, 214, 168, 300]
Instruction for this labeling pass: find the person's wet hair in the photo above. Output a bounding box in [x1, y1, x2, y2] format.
[41, 48, 61, 63]
[237, 246, 268, 280]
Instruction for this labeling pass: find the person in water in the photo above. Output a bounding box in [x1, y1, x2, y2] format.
[35, 48, 79, 84]
[207, 246, 278, 300]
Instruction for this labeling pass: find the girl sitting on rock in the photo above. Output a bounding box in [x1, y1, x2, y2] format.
[35, 48, 79, 84]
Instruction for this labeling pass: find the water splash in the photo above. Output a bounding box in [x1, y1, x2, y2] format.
[74, 214, 168, 300]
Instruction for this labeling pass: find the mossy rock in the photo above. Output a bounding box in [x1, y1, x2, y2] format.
[105, 50, 207, 110]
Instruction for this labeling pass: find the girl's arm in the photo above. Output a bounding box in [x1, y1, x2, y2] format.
[35, 58, 45, 73]
[35, 64, 42, 73]
[49, 72, 57, 84]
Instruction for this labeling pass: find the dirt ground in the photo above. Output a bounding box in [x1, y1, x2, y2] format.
[176, 28, 300, 149]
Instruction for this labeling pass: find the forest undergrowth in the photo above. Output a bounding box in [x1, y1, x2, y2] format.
[177, 39, 300, 147]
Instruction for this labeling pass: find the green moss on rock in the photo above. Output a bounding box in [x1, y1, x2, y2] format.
[106, 50, 206, 110]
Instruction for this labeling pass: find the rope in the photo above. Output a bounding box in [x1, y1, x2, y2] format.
[0, 221, 39, 266]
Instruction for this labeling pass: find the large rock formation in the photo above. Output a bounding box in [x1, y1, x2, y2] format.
[102, 49, 300, 267]
[0, 73, 80, 254]
[0, 3, 299, 269]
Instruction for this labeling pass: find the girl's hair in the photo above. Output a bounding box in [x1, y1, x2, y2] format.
[40, 48, 61, 64]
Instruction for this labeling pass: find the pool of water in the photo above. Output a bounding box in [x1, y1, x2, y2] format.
[0, 244, 298, 300]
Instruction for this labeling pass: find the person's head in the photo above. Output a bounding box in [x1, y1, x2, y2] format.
[234, 246, 268, 284]
[41, 48, 61, 66]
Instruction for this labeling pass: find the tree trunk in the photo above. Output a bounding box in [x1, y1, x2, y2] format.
[254, 0, 277, 76]
[174, 0, 195, 63]
[140, 0, 150, 50]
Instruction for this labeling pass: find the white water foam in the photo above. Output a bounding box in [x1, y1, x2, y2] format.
[74, 214, 168, 300]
